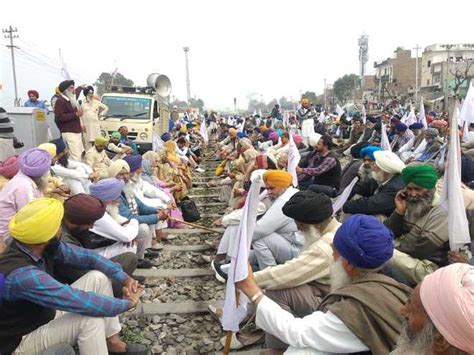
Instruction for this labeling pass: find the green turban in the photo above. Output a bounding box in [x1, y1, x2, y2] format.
[401, 165, 438, 189]
[111, 131, 121, 140]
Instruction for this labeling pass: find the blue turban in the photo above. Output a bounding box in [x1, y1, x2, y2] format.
[360, 145, 382, 160]
[123, 154, 142, 173]
[409, 122, 424, 130]
[89, 178, 125, 202]
[395, 122, 408, 132]
[186, 123, 193, 129]
[161, 133, 171, 142]
[333, 214, 394, 269]
[51, 138, 66, 154]
[237, 132, 247, 138]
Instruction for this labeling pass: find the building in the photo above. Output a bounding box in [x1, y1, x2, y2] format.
[373, 48, 421, 103]
[354, 75, 376, 104]
[420, 44, 474, 99]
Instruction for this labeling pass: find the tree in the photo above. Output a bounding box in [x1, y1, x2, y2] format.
[301, 91, 317, 104]
[279, 96, 294, 110]
[95, 72, 134, 95]
[267, 99, 278, 112]
[189, 98, 205, 111]
[450, 59, 474, 97]
[333, 74, 360, 105]
[170, 99, 188, 108]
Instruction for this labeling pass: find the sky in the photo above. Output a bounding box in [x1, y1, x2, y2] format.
[1, 0, 474, 110]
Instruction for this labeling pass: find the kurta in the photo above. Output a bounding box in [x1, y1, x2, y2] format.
[81, 99, 108, 143]
[85, 147, 111, 179]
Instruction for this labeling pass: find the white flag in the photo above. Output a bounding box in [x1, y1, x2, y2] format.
[418, 97, 428, 128]
[380, 123, 392, 151]
[287, 133, 301, 187]
[459, 81, 474, 124]
[222, 170, 264, 332]
[152, 133, 164, 151]
[336, 104, 344, 118]
[405, 109, 417, 127]
[400, 111, 409, 124]
[440, 102, 471, 250]
[361, 104, 367, 125]
[332, 176, 359, 214]
[200, 120, 209, 144]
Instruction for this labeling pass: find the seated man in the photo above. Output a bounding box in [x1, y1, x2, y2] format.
[343, 150, 405, 217]
[0, 155, 19, 190]
[254, 191, 340, 348]
[0, 198, 147, 354]
[55, 193, 139, 297]
[398, 122, 427, 162]
[250, 170, 302, 270]
[297, 134, 341, 194]
[106, 131, 133, 160]
[392, 123, 414, 152]
[237, 214, 411, 353]
[384, 164, 448, 286]
[85, 136, 111, 179]
[393, 263, 473, 354]
[0, 148, 51, 249]
[337, 142, 368, 192]
[416, 128, 442, 162]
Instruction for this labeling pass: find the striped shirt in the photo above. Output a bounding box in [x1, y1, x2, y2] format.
[0, 112, 14, 139]
[254, 218, 341, 290]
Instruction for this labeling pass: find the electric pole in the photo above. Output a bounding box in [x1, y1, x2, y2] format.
[183, 47, 191, 104]
[3, 26, 20, 106]
[323, 78, 327, 110]
[414, 44, 421, 103]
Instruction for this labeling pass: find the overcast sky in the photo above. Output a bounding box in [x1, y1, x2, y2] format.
[1, 0, 474, 110]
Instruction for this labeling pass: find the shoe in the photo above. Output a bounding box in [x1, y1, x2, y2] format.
[133, 275, 146, 284]
[109, 342, 150, 355]
[195, 167, 205, 173]
[211, 260, 229, 283]
[144, 249, 160, 258]
[147, 245, 164, 251]
[137, 259, 153, 269]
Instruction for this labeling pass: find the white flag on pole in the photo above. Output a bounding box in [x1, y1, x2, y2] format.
[287, 133, 301, 187]
[332, 176, 359, 214]
[336, 104, 344, 118]
[361, 104, 367, 125]
[459, 81, 474, 124]
[222, 170, 264, 332]
[380, 123, 392, 151]
[400, 111, 409, 124]
[405, 109, 417, 127]
[418, 97, 428, 128]
[152, 134, 164, 151]
[200, 119, 209, 144]
[440, 102, 471, 250]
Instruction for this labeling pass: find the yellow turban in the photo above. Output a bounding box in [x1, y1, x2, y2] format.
[301, 98, 310, 105]
[9, 198, 64, 244]
[107, 159, 130, 178]
[229, 128, 237, 137]
[180, 125, 188, 133]
[263, 170, 293, 188]
[38, 143, 57, 158]
[95, 136, 109, 146]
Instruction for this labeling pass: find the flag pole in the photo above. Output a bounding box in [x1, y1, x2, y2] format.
[223, 291, 240, 354]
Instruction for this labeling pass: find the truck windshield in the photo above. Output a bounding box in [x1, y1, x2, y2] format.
[102, 96, 151, 119]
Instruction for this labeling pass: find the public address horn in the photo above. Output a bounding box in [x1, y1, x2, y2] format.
[147, 73, 172, 97]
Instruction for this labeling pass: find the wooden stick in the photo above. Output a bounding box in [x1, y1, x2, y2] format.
[223, 291, 241, 355]
[168, 217, 222, 233]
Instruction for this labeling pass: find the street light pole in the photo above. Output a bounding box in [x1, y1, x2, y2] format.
[414, 44, 421, 103]
[183, 47, 191, 104]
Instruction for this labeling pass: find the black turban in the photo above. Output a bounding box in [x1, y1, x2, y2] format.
[282, 191, 333, 224]
[59, 80, 75, 93]
[83, 85, 94, 96]
[366, 115, 378, 124]
[350, 141, 369, 159]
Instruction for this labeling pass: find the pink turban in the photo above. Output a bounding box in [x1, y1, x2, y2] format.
[420, 263, 474, 353]
[293, 134, 303, 145]
[269, 131, 279, 142]
[19, 148, 52, 177]
[0, 155, 19, 178]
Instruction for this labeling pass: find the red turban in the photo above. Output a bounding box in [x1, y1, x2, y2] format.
[27, 90, 39, 98]
[63, 194, 106, 225]
[0, 155, 19, 178]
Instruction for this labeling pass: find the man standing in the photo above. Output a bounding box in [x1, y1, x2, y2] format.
[0, 107, 23, 162]
[384, 164, 448, 286]
[24, 90, 47, 109]
[85, 136, 112, 179]
[296, 98, 316, 145]
[0, 148, 51, 250]
[54, 80, 85, 161]
[237, 214, 411, 353]
[393, 263, 473, 354]
[297, 134, 341, 194]
[0, 198, 148, 354]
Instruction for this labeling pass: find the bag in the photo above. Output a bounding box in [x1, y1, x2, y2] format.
[215, 162, 225, 176]
[75, 230, 116, 250]
[180, 199, 200, 222]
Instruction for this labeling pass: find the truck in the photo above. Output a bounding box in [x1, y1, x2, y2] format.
[98, 73, 171, 153]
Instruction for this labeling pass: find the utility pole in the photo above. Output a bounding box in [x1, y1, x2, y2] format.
[183, 47, 191, 104]
[414, 44, 421, 103]
[3, 26, 20, 106]
[323, 78, 327, 110]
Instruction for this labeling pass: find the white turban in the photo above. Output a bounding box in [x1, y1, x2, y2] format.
[373, 150, 405, 174]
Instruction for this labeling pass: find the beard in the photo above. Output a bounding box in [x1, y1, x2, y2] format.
[32, 173, 50, 192]
[371, 169, 387, 183]
[123, 181, 136, 201]
[405, 189, 435, 221]
[359, 166, 373, 182]
[390, 320, 435, 355]
[58, 154, 69, 168]
[106, 203, 127, 224]
[65, 90, 80, 109]
[329, 258, 352, 293]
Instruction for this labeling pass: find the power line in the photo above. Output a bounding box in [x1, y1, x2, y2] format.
[2, 25, 20, 106]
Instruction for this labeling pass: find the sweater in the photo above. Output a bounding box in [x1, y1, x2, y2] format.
[54, 94, 82, 133]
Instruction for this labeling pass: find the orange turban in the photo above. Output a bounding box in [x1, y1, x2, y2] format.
[301, 98, 310, 105]
[229, 128, 237, 137]
[263, 170, 293, 188]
